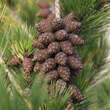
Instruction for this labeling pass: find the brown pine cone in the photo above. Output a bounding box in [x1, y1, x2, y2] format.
[35, 22, 52, 33]
[42, 58, 56, 73]
[56, 79, 67, 93]
[69, 34, 84, 45]
[34, 63, 42, 72]
[32, 40, 45, 49]
[47, 13, 55, 23]
[22, 58, 33, 74]
[38, 32, 55, 45]
[65, 99, 75, 110]
[37, 8, 51, 18]
[58, 66, 71, 81]
[68, 56, 83, 69]
[47, 70, 59, 81]
[10, 57, 21, 66]
[63, 13, 74, 24]
[37, 0, 50, 8]
[48, 42, 60, 55]
[51, 18, 64, 31]
[55, 30, 68, 41]
[55, 52, 67, 66]
[60, 41, 74, 55]
[69, 84, 84, 101]
[65, 21, 81, 32]
[33, 49, 49, 62]
[39, 19, 51, 24]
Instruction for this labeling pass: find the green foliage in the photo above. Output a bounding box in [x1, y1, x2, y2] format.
[0, 70, 28, 110]
[31, 74, 72, 110]
[9, 25, 35, 59]
[87, 79, 110, 110]
[0, 0, 110, 110]
[60, 0, 107, 20]
[0, 67, 72, 110]
[61, 0, 95, 19]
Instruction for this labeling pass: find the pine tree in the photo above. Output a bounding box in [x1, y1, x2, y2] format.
[0, 0, 110, 110]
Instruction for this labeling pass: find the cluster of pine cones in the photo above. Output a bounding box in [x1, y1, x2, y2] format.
[10, 0, 84, 102]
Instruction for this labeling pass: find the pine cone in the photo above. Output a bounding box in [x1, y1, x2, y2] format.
[34, 63, 42, 72]
[68, 56, 83, 69]
[69, 34, 84, 45]
[47, 70, 59, 81]
[60, 41, 74, 55]
[37, 8, 51, 18]
[37, 0, 50, 8]
[56, 79, 67, 93]
[51, 18, 64, 31]
[65, 21, 81, 32]
[32, 40, 45, 49]
[55, 52, 67, 66]
[65, 99, 75, 110]
[69, 84, 83, 101]
[48, 42, 60, 55]
[58, 66, 71, 81]
[38, 32, 55, 45]
[47, 13, 55, 23]
[22, 58, 33, 74]
[33, 49, 49, 62]
[10, 57, 21, 66]
[35, 22, 52, 33]
[55, 30, 68, 41]
[63, 13, 74, 24]
[39, 19, 51, 24]
[42, 58, 56, 73]
[34, 3, 85, 102]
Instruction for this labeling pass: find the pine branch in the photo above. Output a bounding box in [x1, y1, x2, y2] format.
[0, 57, 32, 110]
[54, 0, 61, 18]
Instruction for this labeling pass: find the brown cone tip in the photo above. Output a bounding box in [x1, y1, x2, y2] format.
[47, 70, 59, 81]
[60, 41, 74, 55]
[35, 22, 52, 33]
[34, 63, 42, 72]
[48, 42, 60, 55]
[69, 34, 84, 45]
[37, 0, 50, 9]
[51, 18, 64, 31]
[56, 79, 67, 93]
[63, 13, 74, 24]
[55, 29, 68, 41]
[33, 49, 49, 62]
[65, 21, 81, 32]
[68, 56, 83, 69]
[32, 40, 45, 49]
[55, 52, 67, 66]
[58, 66, 71, 81]
[47, 13, 55, 22]
[69, 84, 84, 101]
[37, 8, 51, 18]
[38, 32, 55, 45]
[42, 58, 56, 73]
[10, 57, 21, 66]
[22, 58, 33, 74]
